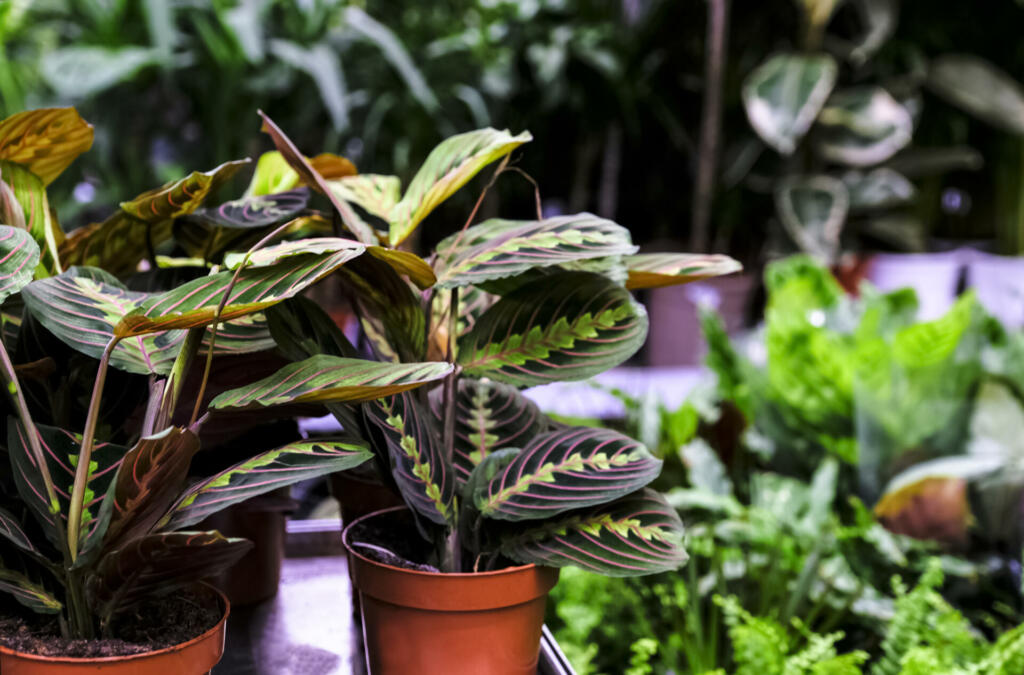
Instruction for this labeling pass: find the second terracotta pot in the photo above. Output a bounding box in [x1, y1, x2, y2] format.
[343, 506, 559, 675]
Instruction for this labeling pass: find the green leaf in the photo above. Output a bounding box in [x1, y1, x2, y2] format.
[58, 211, 171, 277]
[116, 241, 365, 336]
[119, 160, 250, 223]
[0, 161, 64, 276]
[927, 54, 1024, 135]
[500, 489, 687, 576]
[327, 174, 401, 221]
[0, 107, 94, 186]
[40, 46, 161, 99]
[165, 437, 372, 529]
[623, 253, 742, 290]
[429, 377, 545, 483]
[816, 87, 913, 166]
[90, 531, 252, 617]
[8, 421, 124, 553]
[458, 271, 648, 387]
[0, 568, 62, 614]
[774, 175, 849, 263]
[474, 426, 662, 520]
[211, 354, 452, 409]
[266, 296, 358, 362]
[101, 427, 201, 550]
[188, 187, 309, 229]
[388, 128, 532, 245]
[244, 151, 301, 197]
[433, 214, 636, 289]
[843, 168, 916, 211]
[742, 53, 838, 154]
[364, 392, 455, 525]
[367, 246, 436, 289]
[339, 254, 426, 362]
[0, 226, 40, 303]
[269, 40, 349, 131]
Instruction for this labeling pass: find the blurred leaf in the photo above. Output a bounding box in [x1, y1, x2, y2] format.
[742, 53, 837, 154]
[774, 175, 849, 263]
[624, 253, 742, 290]
[269, 40, 348, 132]
[681, 439, 732, 496]
[884, 146, 983, 177]
[0, 107, 94, 185]
[843, 168, 916, 211]
[244, 151, 300, 198]
[222, 0, 264, 63]
[817, 87, 913, 166]
[847, 0, 898, 65]
[928, 54, 1024, 135]
[40, 46, 161, 99]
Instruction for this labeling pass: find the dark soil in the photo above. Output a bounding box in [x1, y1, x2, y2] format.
[0, 586, 222, 658]
[348, 508, 439, 571]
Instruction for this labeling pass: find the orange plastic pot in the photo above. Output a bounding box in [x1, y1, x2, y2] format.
[343, 506, 559, 675]
[0, 585, 229, 674]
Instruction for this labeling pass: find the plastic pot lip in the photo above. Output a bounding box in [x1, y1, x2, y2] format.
[0, 582, 229, 664]
[342, 505, 541, 579]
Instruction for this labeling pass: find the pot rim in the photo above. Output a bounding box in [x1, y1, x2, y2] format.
[0, 582, 229, 664]
[343, 505, 540, 579]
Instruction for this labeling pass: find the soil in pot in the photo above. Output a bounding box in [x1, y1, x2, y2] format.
[344, 506, 559, 675]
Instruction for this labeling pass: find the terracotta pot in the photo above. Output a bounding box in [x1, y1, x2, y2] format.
[0, 585, 228, 674]
[329, 471, 403, 526]
[343, 506, 559, 675]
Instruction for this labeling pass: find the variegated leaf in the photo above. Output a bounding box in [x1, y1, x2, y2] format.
[458, 271, 648, 387]
[429, 377, 544, 482]
[257, 111, 373, 244]
[339, 254, 426, 362]
[774, 174, 849, 264]
[116, 242, 365, 336]
[165, 437, 372, 529]
[266, 297, 358, 362]
[473, 427, 661, 520]
[328, 174, 401, 220]
[0, 226, 40, 303]
[623, 253, 743, 290]
[499, 489, 687, 577]
[59, 212, 173, 277]
[189, 187, 310, 229]
[90, 531, 252, 617]
[364, 392, 454, 525]
[0, 568, 62, 614]
[0, 107, 94, 185]
[388, 128, 532, 246]
[816, 87, 913, 167]
[210, 354, 452, 410]
[433, 214, 636, 288]
[8, 421, 123, 552]
[0, 160, 64, 275]
[367, 246, 436, 289]
[119, 160, 250, 223]
[223, 236, 362, 269]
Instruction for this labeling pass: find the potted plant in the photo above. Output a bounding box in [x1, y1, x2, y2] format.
[211, 114, 742, 673]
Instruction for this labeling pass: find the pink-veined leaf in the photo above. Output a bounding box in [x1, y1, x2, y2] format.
[0, 568, 62, 614]
[429, 377, 544, 483]
[367, 246, 436, 289]
[433, 214, 636, 289]
[210, 354, 452, 410]
[164, 437, 372, 529]
[623, 253, 743, 290]
[223, 236, 362, 269]
[388, 128, 531, 246]
[327, 174, 400, 220]
[339, 254, 426, 362]
[500, 489, 687, 576]
[0, 226, 40, 303]
[188, 187, 310, 229]
[58, 212, 172, 277]
[0, 107, 94, 186]
[472, 427, 661, 520]
[457, 271, 648, 387]
[0, 506, 41, 556]
[115, 241, 365, 337]
[119, 160, 250, 223]
[0, 160, 64, 275]
[364, 392, 455, 525]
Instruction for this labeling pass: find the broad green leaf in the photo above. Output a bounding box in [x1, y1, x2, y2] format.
[816, 87, 912, 166]
[774, 174, 849, 263]
[433, 214, 636, 289]
[210, 354, 452, 410]
[244, 151, 300, 197]
[8, 421, 124, 553]
[119, 160, 250, 223]
[364, 392, 454, 525]
[499, 489, 687, 577]
[101, 427, 201, 549]
[339, 255, 426, 362]
[40, 46, 161, 99]
[223, 236, 363, 269]
[165, 438, 373, 529]
[59, 211, 172, 277]
[473, 427, 662, 520]
[23, 268, 274, 375]
[0, 107, 94, 185]
[623, 253, 742, 290]
[1, 161, 64, 275]
[188, 187, 309, 229]
[90, 531, 252, 617]
[742, 53, 838, 154]
[257, 111, 373, 243]
[927, 54, 1024, 135]
[327, 174, 401, 220]
[116, 242, 365, 336]
[0, 226, 40, 303]
[0, 568, 62, 614]
[388, 128, 532, 245]
[367, 246, 436, 289]
[843, 168, 916, 211]
[429, 377, 544, 482]
[458, 271, 648, 387]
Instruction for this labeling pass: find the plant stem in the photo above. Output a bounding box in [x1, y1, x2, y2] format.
[441, 288, 461, 573]
[65, 569, 94, 639]
[157, 326, 202, 430]
[691, 0, 729, 253]
[67, 338, 118, 561]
